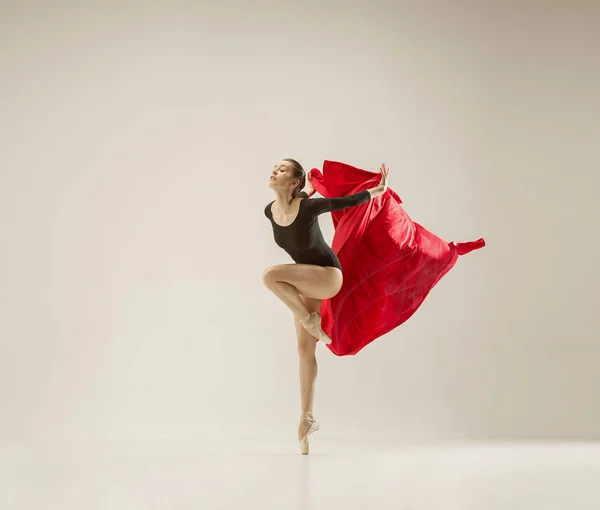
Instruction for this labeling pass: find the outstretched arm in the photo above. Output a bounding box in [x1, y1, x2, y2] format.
[306, 190, 371, 216]
[305, 163, 390, 215]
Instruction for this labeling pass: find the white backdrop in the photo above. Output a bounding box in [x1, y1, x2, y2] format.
[2, 0, 599, 449]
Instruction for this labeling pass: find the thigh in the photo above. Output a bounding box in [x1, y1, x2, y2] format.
[264, 263, 343, 300]
[294, 295, 322, 351]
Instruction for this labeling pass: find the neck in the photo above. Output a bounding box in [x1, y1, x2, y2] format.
[273, 189, 295, 210]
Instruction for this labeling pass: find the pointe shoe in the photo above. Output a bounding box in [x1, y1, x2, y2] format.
[299, 419, 319, 455]
[300, 312, 332, 344]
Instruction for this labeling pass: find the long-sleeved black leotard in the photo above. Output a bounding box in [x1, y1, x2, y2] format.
[264, 190, 371, 270]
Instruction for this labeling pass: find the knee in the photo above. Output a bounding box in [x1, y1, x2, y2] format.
[298, 343, 317, 361]
[262, 266, 278, 286]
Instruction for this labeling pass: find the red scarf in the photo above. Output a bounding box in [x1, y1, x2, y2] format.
[310, 160, 485, 356]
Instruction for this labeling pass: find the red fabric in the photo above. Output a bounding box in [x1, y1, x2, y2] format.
[309, 160, 485, 356]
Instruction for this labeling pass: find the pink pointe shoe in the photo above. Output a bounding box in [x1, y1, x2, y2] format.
[299, 312, 332, 344]
[299, 419, 319, 455]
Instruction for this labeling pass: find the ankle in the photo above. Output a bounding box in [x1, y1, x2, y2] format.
[301, 411, 315, 422]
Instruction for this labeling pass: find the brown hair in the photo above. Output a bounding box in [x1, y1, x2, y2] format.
[284, 158, 306, 198]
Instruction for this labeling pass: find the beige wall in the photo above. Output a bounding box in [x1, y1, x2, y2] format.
[1, 0, 598, 445]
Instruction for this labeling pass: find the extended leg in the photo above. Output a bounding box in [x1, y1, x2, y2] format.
[295, 299, 319, 422]
[294, 295, 321, 453]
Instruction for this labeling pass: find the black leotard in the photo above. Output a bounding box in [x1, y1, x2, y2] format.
[264, 190, 371, 270]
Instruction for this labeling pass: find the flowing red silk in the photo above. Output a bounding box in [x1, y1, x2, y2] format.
[310, 160, 485, 356]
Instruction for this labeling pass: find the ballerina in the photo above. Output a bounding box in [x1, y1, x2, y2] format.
[263, 158, 389, 453]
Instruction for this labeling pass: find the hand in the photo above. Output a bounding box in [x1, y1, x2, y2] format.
[305, 171, 315, 194]
[378, 163, 390, 191]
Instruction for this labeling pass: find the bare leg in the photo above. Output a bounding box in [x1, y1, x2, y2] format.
[263, 279, 311, 322]
[262, 263, 343, 323]
[262, 264, 343, 452]
[294, 295, 321, 440]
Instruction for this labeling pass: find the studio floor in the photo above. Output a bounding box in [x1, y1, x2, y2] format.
[3, 438, 599, 509]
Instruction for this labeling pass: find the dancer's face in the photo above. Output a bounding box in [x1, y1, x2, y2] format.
[269, 161, 298, 192]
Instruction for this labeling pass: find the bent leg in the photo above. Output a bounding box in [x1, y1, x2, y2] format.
[262, 264, 342, 321]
